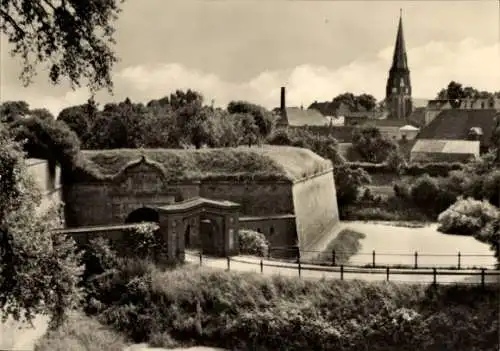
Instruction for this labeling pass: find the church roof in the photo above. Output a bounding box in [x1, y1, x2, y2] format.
[390, 10, 409, 71]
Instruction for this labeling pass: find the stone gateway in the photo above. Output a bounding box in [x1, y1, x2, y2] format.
[63, 146, 340, 261]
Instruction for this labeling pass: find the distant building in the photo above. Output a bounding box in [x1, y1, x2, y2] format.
[410, 139, 480, 163]
[385, 10, 413, 120]
[275, 87, 329, 127]
[416, 109, 499, 154]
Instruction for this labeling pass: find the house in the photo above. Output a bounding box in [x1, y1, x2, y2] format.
[416, 109, 499, 153]
[410, 139, 480, 163]
[276, 87, 328, 127]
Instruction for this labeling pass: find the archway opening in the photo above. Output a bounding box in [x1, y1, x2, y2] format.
[125, 207, 160, 224]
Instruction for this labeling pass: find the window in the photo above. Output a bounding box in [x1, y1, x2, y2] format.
[270, 227, 275, 236]
[481, 102, 485, 109]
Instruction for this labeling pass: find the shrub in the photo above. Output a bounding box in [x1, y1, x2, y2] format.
[86, 265, 499, 351]
[35, 313, 126, 351]
[238, 229, 269, 257]
[404, 162, 464, 177]
[120, 222, 164, 260]
[437, 197, 500, 235]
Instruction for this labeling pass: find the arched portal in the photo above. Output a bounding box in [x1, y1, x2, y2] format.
[125, 207, 159, 224]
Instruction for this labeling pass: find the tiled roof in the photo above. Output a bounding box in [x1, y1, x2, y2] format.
[416, 109, 498, 147]
[285, 107, 328, 127]
[411, 139, 480, 155]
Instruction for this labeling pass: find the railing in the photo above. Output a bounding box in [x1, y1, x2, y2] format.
[184, 251, 500, 288]
[266, 246, 499, 270]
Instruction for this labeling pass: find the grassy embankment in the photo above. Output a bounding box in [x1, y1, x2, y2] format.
[37, 261, 499, 351]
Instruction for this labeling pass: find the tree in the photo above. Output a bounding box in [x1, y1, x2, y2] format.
[57, 105, 92, 143]
[334, 165, 371, 215]
[0, 101, 30, 122]
[0, 124, 83, 327]
[352, 126, 397, 163]
[0, 0, 124, 92]
[30, 108, 55, 121]
[235, 113, 259, 147]
[227, 101, 274, 137]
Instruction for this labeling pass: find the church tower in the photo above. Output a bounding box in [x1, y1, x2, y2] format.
[385, 10, 412, 120]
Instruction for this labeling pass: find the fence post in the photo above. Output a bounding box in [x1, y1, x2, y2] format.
[227, 256, 230, 271]
[340, 265, 344, 280]
[298, 257, 302, 278]
[199, 252, 202, 266]
[481, 268, 485, 289]
[386, 266, 390, 281]
[260, 259, 263, 274]
[457, 252, 461, 270]
[433, 268, 437, 286]
[372, 250, 376, 268]
[414, 251, 418, 269]
[332, 249, 336, 267]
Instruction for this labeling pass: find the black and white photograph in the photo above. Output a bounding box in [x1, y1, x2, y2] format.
[1, 0, 499, 350]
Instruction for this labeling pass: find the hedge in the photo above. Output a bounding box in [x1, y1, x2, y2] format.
[345, 161, 465, 177]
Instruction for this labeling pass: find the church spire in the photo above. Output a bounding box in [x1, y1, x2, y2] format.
[385, 9, 412, 120]
[390, 9, 408, 71]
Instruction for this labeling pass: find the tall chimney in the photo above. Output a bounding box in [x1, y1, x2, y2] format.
[280, 86, 286, 111]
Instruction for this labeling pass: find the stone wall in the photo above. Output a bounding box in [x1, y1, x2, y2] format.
[239, 215, 297, 249]
[292, 169, 339, 250]
[200, 181, 294, 216]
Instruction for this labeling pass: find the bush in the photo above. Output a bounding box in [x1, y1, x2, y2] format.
[437, 197, 500, 235]
[35, 313, 126, 351]
[86, 265, 500, 351]
[404, 162, 464, 177]
[238, 229, 269, 257]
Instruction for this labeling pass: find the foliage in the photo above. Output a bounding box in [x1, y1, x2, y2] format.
[267, 127, 344, 165]
[437, 197, 499, 235]
[308, 92, 378, 115]
[227, 100, 274, 137]
[121, 223, 164, 261]
[436, 81, 499, 107]
[0, 125, 83, 328]
[352, 126, 398, 163]
[34, 312, 126, 351]
[73, 146, 331, 183]
[0, 100, 30, 122]
[475, 218, 500, 262]
[0, 0, 123, 91]
[86, 264, 499, 351]
[334, 165, 371, 214]
[9, 116, 81, 170]
[238, 229, 269, 257]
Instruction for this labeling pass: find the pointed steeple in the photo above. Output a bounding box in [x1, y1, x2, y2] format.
[390, 9, 409, 71]
[385, 9, 413, 120]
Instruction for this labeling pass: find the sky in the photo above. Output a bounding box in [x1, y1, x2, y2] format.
[1, 0, 499, 116]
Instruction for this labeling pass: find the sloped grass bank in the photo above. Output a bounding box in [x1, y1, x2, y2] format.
[86, 262, 499, 351]
[35, 313, 126, 351]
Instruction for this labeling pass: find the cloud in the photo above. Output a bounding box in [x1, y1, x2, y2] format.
[2, 38, 499, 116]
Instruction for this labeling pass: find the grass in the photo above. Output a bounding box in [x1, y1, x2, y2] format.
[312, 229, 366, 265]
[72, 145, 332, 183]
[85, 262, 499, 351]
[35, 313, 126, 351]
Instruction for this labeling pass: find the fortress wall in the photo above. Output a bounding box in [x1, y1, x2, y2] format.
[200, 181, 294, 216]
[292, 170, 340, 250]
[239, 216, 297, 249]
[63, 184, 112, 227]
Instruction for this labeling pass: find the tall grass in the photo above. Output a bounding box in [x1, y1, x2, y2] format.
[35, 313, 126, 351]
[86, 261, 499, 351]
